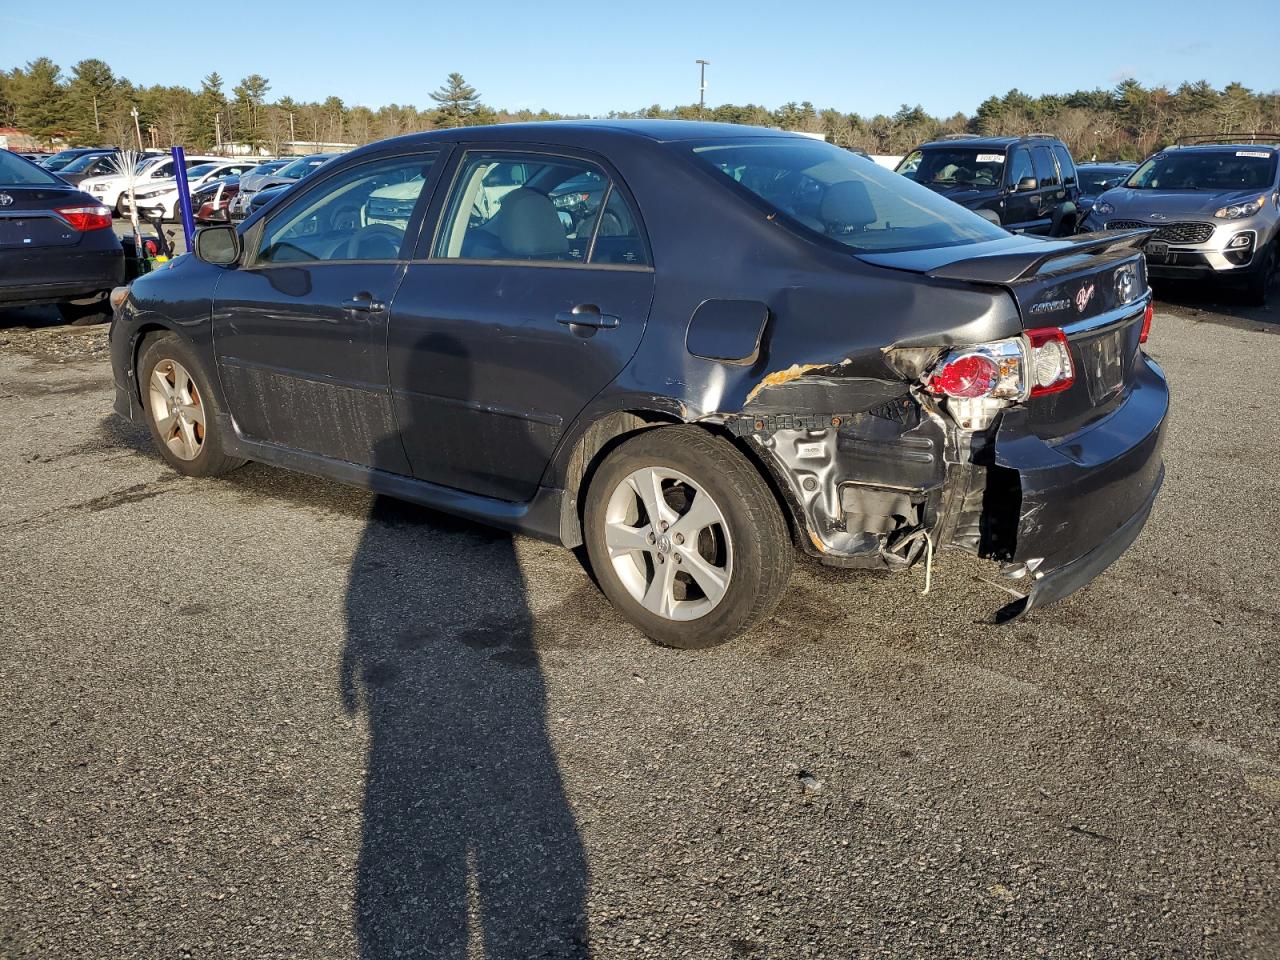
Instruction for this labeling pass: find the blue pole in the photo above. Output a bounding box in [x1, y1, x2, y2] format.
[171, 146, 195, 250]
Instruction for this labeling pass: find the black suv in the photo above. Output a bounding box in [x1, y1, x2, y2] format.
[897, 134, 1081, 236]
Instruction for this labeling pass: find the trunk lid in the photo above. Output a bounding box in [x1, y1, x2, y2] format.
[0, 186, 89, 250]
[862, 229, 1154, 439]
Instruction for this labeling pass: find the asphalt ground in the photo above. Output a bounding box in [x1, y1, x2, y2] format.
[1, 283, 1277, 959]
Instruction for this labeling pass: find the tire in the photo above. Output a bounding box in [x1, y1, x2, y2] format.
[57, 294, 112, 326]
[583, 425, 793, 648]
[137, 333, 246, 478]
[1244, 241, 1276, 306]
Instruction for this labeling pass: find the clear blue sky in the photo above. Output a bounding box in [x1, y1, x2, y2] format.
[3, 1, 1277, 117]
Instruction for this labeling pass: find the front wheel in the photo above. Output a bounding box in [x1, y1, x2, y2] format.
[1244, 241, 1276, 306]
[137, 333, 246, 477]
[583, 425, 793, 648]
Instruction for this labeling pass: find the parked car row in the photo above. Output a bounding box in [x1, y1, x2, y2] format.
[895, 132, 1278, 303]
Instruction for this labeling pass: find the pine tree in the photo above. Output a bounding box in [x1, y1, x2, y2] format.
[429, 73, 480, 128]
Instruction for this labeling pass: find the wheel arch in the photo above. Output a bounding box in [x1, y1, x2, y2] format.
[551, 402, 804, 552]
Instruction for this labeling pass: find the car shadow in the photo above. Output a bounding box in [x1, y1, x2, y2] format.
[340, 333, 591, 959]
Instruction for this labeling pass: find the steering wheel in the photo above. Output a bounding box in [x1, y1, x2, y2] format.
[344, 225, 404, 261]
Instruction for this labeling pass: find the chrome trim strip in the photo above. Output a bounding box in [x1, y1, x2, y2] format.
[1060, 296, 1149, 337]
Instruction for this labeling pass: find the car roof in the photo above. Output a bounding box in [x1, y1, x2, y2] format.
[915, 135, 1062, 150]
[369, 119, 809, 152]
[1165, 143, 1278, 154]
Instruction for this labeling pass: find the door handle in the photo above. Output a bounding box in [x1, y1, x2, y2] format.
[555, 304, 620, 329]
[342, 293, 386, 313]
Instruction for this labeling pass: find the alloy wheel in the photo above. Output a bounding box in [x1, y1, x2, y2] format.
[147, 358, 206, 461]
[603, 466, 733, 621]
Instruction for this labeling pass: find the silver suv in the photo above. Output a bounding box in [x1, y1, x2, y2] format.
[1081, 136, 1279, 304]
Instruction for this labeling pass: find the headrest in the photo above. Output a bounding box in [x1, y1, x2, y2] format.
[820, 180, 877, 230]
[492, 188, 568, 258]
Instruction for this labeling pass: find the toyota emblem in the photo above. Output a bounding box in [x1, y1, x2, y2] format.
[0, 193, 13, 206]
[1114, 265, 1137, 305]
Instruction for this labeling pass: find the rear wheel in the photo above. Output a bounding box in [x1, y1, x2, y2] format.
[1244, 241, 1276, 306]
[137, 333, 246, 477]
[583, 425, 793, 648]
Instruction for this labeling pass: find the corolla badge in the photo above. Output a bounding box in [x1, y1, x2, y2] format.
[1114, 265, 1137, 305]
[1075, 281, 1096, 313]
[0, 193, 13, 206]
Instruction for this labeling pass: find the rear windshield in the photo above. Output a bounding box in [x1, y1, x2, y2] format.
[1126, 150, 1277, 191]
[897, 147, 1006, 189]
[689, 138, 1006, 253]
[0, 151, 61, 186]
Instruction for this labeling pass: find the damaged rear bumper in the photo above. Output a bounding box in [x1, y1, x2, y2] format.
[989, 354, 1168, 620]
[733, 353, 1168, 621]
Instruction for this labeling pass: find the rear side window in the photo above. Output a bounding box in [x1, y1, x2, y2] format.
[435, 151, 649, 266]
[690, 137, 1006, 254]
[1031, 146, 1059, 187]
[1052, 144, 1076, 187]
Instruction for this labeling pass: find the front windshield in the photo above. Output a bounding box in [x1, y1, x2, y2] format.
[248, 161, 284, 176]
[897, 148, 1006, 188]
[1078, 166, 1131, 194]
[689, 138, 1007, 254]
[1126, 150, 1277, 191]
[185, 163, 221, 178]
[0, 150, 61, 186]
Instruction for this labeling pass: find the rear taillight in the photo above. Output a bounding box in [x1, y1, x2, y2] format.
[55, 204, 113, 231]
[924, 326, 1075, 402]
[1024, 326, 1075, 396]
[1139, 302, 1154, 344]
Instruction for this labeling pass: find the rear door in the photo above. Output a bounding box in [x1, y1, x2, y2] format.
[388, 145, 655, 501]
[1028, 145, 1063, 233]
[211, 149, 446, 472]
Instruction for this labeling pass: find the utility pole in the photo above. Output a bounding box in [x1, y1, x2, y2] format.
[289, 111, 295, 144]
[130, 106, 143, 151]
[696, 59, 710, 119]
[92, 95, 100, 135]
[214, 112, 222, 152]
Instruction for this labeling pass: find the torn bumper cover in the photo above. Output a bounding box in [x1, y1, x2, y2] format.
[989, 354, 1168, 620]
[727, 353, 1168, 621]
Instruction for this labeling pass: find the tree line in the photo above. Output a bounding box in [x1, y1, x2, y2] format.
[2, 58, 1277, 161]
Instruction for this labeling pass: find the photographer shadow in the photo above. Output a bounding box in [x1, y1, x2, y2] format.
[340, 333, 590, 959]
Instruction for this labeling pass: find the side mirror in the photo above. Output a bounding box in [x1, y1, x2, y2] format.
[1015, 176, 1038, 192]
[193, 225, 241, 266]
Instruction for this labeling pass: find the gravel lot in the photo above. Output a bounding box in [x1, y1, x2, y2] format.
[1, 286, 1277, 959]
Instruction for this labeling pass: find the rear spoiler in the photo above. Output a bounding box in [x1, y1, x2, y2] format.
[925, 229, 1156, 285]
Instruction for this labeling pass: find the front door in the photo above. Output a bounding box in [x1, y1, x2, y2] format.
[387, 147, 655, 502]
[212, 149, 444, 473]
[1002, 147, 1041, 232]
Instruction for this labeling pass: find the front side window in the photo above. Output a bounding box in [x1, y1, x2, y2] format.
[1052, 145, 1077, 186]
[896, 147, 1006, 189]
[1031, 147, 1059, 187]
[1126, 150, 1278, 191]
[256, 153, 437, 264]
[436, 152, 647, 265]
[691, 138, 1006, 254]
[1007, 148, 1034, 186]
